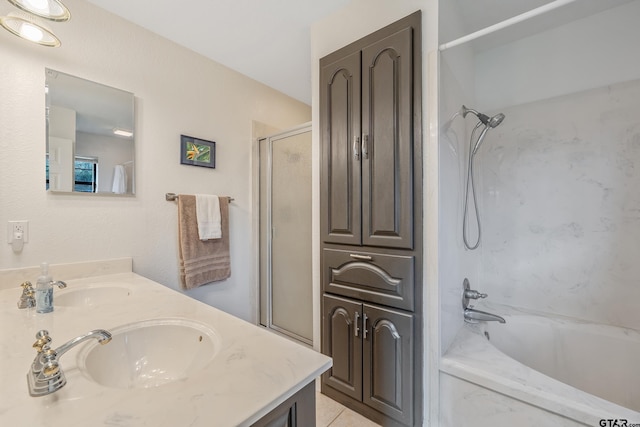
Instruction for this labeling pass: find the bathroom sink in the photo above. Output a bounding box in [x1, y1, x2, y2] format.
[78, 318, 220, 389]
[56, 284, 132, 307]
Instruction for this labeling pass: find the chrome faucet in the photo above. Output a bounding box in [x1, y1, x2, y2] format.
[27, 329, 112, 397]
[17, 282, 36, 309]
[17, 279, 67, 311]
[464, 307, 506, 323]
[462, 278, 506, 324]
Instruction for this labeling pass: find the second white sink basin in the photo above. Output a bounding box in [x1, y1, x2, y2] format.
[56, 284, 132, 307]
[78, 318, 220, 389]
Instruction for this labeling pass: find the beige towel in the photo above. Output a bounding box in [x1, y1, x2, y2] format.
[178, 195, 231, 289]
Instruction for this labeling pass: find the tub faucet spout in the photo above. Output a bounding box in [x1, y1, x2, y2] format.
[464, 307, 506, 324]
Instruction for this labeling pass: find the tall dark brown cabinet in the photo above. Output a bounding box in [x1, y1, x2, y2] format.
[319, 11, 422, 427]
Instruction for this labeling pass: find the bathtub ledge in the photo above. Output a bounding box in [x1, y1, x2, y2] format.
[441, 325, 640, 425]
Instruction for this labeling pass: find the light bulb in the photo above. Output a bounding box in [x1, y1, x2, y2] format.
[0, 13, 61, 47]
[6, 0, 70, 21]
[24, 0, 50, 12]
[19, 21, 44, 42]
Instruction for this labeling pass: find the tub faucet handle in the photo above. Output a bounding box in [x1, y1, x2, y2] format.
[464, 289, 487, 299]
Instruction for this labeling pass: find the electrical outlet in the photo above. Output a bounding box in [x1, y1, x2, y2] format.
[7, 221, 29, 243]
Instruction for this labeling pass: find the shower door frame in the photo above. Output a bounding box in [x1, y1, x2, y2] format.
[259, 123, 313, 346]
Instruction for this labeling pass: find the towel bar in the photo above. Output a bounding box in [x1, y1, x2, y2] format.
[165, 193, 234, 202]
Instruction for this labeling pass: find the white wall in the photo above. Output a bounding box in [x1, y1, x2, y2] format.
[0, 0, 310, 322]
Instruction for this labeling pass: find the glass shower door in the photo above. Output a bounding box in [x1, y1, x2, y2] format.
[259, 125, 312, 345]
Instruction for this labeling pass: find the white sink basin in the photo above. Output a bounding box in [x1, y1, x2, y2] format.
[56, 284, 132, 307]
[78, 318, 221, 389]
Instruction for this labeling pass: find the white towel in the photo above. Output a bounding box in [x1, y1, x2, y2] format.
[112, 165, 127, 194]
[195, 194, 222, 240]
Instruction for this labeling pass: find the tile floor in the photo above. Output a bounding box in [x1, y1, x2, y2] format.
[316, 392, 382, 427]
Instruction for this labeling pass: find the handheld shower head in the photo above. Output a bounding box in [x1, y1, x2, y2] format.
[461, 105, 506, 251]
[488, 113, 505, 128]
[462, 105, 504, 128]
[461, 105, 505, 155]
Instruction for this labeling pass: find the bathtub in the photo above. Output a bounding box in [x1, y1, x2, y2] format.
[440, 304, 640, 427]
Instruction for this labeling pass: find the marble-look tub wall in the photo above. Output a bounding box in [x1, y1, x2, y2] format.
[478, 78, 640, 330]
[439, 54, 481, 354]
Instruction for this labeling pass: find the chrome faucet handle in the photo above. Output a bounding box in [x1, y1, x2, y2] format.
[462, 278, 489, 309]
[464, 289, 488, 299]
[17, 282, 36, 309]
[41, 349, 60, 377]
[50, 280, 67, 289]
[27, 334, 67, 396]
[32, 330, 52, 353]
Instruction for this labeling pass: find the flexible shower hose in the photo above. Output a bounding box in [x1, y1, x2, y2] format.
[463, 122, 484, 250]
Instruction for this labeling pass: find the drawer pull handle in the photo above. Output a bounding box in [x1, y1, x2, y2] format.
[354, 312, 360, 337]
[363, 313, 369, 339]
[353, 136, 360, 161]
[349, 254, 372, 261]
[362, 134, 369, 159]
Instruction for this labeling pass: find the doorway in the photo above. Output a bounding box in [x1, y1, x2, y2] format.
[259, 124, 313, 345]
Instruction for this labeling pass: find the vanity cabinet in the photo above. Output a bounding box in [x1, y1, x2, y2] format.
[251, 381, 316, 427]
[320, 12, 417, 251]
[322, 294, 414, 426]
[319, 11, 422, 427]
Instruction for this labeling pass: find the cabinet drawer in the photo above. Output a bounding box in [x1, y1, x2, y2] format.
[322, 248, 414, 311]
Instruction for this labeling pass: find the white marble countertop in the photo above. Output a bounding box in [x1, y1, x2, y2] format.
[0, 272, 331, 427]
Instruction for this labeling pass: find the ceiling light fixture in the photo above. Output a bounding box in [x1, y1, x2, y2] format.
[0, 13, 60, 47]
[6, 0, 70, 22]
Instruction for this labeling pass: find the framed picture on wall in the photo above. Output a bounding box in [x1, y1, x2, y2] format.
[180, 135, 216, 169]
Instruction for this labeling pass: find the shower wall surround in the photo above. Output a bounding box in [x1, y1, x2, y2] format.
[439, 58, 479, 354]
[479, 78, 640, 330]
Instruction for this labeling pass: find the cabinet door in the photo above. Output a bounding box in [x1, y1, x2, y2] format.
[362, 304, 413, 426]
[322, 294, 362, 400]
[320, 50, 362, 246]
[361, 25, 414, 249]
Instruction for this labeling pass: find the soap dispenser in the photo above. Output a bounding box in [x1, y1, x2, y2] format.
[35, 263, 53, 313]
[35, 263, 67, 313]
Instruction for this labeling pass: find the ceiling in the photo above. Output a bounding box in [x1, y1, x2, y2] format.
[85, 0, 351, 106]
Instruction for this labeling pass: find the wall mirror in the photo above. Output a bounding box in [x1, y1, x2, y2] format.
[45, 68, 135, 195]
